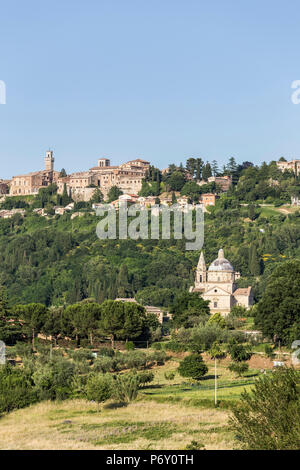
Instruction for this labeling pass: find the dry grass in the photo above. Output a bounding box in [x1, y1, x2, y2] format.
[0, 399, 235, 450]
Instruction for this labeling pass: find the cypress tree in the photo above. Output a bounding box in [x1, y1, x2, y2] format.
[249, 245, 260, 276]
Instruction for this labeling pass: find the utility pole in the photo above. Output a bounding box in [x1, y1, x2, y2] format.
[214, 357, 217, 406]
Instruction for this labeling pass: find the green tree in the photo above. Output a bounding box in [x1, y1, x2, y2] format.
[178, 353, 208, 381]
[249, 244, 261, 276]
[32, 358, 75, 401]
[255, 261, 300, 344]
[228, 362, 249, 377]
[211, 160, 219, 176]
[185, 158, 197, 178]
[228, 340, 252, 362]
[180, 181, 202, 201]
[80, 302, 102, 345]
[207, 312, 227, 329]
[117, 264, 132, 298]
[202, 163, 212, 181]
[196, 158, 204, 180]
[16, 303, 48, 348]
[208, 341, 226, 360]
[167, 171, 186, 191]
[61, 183, 71, 206]
[112, 373, 140, 403]
[107, 186, 123, 202]
[86, 373, 112, 408]
[99, 300, 146, 347]
[0, 365, 37, 414]
[0, 286, 22, 345]
[170, 292, 210, 328]
[41, 306, 64, 346]
[91, 188, 104, 204]
[230, 367, 300, 449]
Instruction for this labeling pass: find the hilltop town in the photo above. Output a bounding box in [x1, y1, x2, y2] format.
[0, 154, 300, 222]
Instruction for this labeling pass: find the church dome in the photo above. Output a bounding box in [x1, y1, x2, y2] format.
[208, 249, 234, 272]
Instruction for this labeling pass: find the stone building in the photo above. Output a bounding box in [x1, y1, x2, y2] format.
[88, 158, 150, 198]
[58, 157, 150, 201]
[198, 175, 232, 192]
[190, 249, 253, 315]
[200, 193, 218, 206]
[10, 151, 60, 196]
[208, 175, 232, 191]
[9, 151, 150, 201]
[0, 180, 9, 195]
[277, 159, 300, 174]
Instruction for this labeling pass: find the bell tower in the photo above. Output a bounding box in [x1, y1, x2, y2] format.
[195, 251, 206, 289]
[45, 150, 54, 171]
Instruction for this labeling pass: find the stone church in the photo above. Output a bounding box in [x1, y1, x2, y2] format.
[190, 249, 253, 315]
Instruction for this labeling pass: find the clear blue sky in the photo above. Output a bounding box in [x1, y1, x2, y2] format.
[1, 0, 300, 178]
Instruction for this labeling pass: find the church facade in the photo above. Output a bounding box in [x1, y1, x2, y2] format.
[190, 249, 253, 315]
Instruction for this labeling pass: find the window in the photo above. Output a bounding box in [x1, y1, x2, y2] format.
[214, 302, 218, 308]
[200, 275, 202, 282]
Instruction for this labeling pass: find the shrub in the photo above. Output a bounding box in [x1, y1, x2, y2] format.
[98, 347, 115, 358]
[70, 349, 94, 362]
[190, 324, 228, 352]
[86, 373, 113, 405]
[230, 305, 247, 318]
[185, 440, 205, 450]
[0, 365, 37, 414]
[137, 371, 154, 386]
[70, 375, 88, 399]
[164, 371, 176, 381]
[165, 341, 186, 352]
[228, 362, 249, 377]
[151, 342, 163, 350]
[147, 350, 167, 366]
[112, 373, 139, 403]
[15, 342, 34, 359]
[264, 344, 275, 360]
[178, 354, 208, 381]
[228, 341, 252, 362]
[32, 358, 75, 401]
[229, 330, 248, 343]
[230, 367, 300, 449]
[124, 351, 147, 370]
[93, 357, 114, 373]
[207, 312, 227, 329]
[125, 341, 135, 351]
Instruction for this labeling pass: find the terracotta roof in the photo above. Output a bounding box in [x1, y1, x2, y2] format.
[127, 159, 150, 164]
[89, 166, 119, 170]
[234, 287, 252, 296]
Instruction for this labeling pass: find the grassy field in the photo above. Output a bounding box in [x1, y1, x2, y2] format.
[0, 400, 235, 450]
[139, 357, 258, 406]
[0, 356, 261, 450]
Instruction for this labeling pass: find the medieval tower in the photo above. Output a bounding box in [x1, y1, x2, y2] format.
[44, 150, 54, 171]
